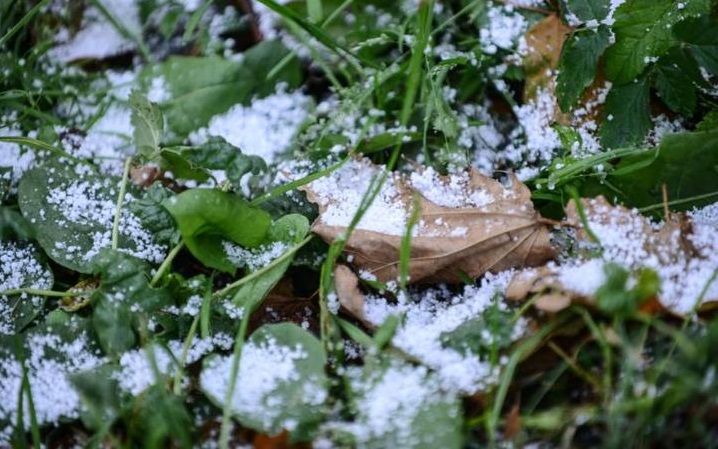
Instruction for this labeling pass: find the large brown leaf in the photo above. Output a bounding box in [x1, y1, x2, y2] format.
[303, 159, 556, 284]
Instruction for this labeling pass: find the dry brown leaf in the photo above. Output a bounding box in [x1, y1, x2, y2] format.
[522, 14, 572, 101]
[304, 160, 556, 285]
[508, 197, 711, 315]
[333, 264, 373, 327]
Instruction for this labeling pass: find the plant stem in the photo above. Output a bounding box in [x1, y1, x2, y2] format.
[150, 241, 185, 287]
[0, 288, 77, 297]
[111, 157, 132, 250]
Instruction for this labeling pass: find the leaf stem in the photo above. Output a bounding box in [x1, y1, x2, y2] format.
[212, 236, 312, 299]
[150, 241, 185, 287]
[111, 157, 132, 250]
[0, 288, 77, 297]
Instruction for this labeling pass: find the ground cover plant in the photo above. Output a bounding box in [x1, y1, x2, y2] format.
[1, 0, 718, 447]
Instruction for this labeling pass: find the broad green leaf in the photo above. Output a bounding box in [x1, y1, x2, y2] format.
[91, 249, 173, 355]
[152, 40, 301, 136]
[0, 206, 33, 240]
[556, 26, 612, 111]
[654, 47, 701, 117]
[600, 75, 651, 148]
[18, 161, 166, 273]
[674, 16, 718, 74]
[71, 365, 122, 429]
[200, 323, 328, 439]
[562, 0, 609, 22]
[131, 385, 194, 449]
[609, 128, 718, 209]
[348, 360, 463, 449]
[604, 0, 710, 84]
[163, 189, 272, 272]
[130, 91, 164, 159]
[158, 148, 211, 182]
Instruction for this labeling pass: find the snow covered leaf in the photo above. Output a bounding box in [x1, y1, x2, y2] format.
[127, 183, 179, 247]
[303, 159, 555, 284]
[0, 241, 53, 334]
[18, 161, 167, 273]
[556, 26, 612, 111]
[200, 323, 328, 439]
[150, 41, 301, 136]
[130, 91, 164, 159]
[603, 0, 710, 84]
[345, 360, 463, 449]
[508, 197, 718, 315]
[163, 189, 272, 273]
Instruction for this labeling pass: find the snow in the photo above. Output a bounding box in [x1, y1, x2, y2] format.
[0, 126, 36, 190]
[49, 0, 141, 63]
[479, 5, 528, 55]
[363, 271, 524, 393]
[199, 335, 327, 431]
[189, 86, 312, 163]
[0, 332, 104, 444]
[410, 167, 494, 208]
[224, 241, 290, 271]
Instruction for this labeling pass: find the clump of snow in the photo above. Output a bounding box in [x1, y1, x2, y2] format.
[199, 335, 327, 431]
[116, 335, 233, 396]
[307, 159, 409, 235]
[50, 0, 141, 63]
[224, 241, 290, 271]
[341, 361, 459, 446]
[410, 167, 494, 208]
[0, 126, 37, 190]
[189, 86, 312, 163]
[0, 332, 104, 443]
[363, 271, 524, 393]
[479, 4, 528, 55]
[0, 242, 53, 335]
[71, 105, 133, 175]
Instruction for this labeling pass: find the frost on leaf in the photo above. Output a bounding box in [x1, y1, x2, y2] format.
[303, 159, 556, 284]
[507, 197, 718, 315]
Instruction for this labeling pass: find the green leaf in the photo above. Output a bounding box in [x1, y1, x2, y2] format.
[696, 111, 718, 132]
[70, 365, 122, 430]
[609, 128, 718, 209]
[152, 40, 301, 136]
[440, 303, 515, 357]
[0, 241, 53, 333]
[130, 90, 164, 159]
[91, 249, 173, 355]
[158, 148, 211, 182]
[556, 26, 612, 111]
[128, 183, 180, 246]
[131, 385, 194, 449]
[349, 360, 463, 449]
[18, 161, 165, 273]
[596, 263, 659, 316]
[163, 189, 272, 272]
[562, 0, 609, 22]
[604, 0, 710, 84]
[200, 323, 328, 438]
[654, 47, 701, 117]
[600, 75, 652, 148]
[0, 206, 33, 240]
[674, 15, 718, 75]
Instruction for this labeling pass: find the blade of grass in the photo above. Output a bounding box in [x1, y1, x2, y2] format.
[182, 0, 213, 42]
[88, 0, 152, 62]
[0, 0, 50, 49]
[0, 136, 82, 163]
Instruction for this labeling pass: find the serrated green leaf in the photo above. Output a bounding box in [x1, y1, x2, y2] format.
[674, 15, 718, 74]
[600, 76, 652, 148]
[163, 189, 272, 272]
[556, 26, 612, 111]
[200, 323, 328, 439]
[654, 47, 700, 117]
[152, 41, 301, 136]
[562, 0, 609, 22]
[130, 91, 164, 159]
[128, 183, 180, 246]
[604, 0, 710, 84]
